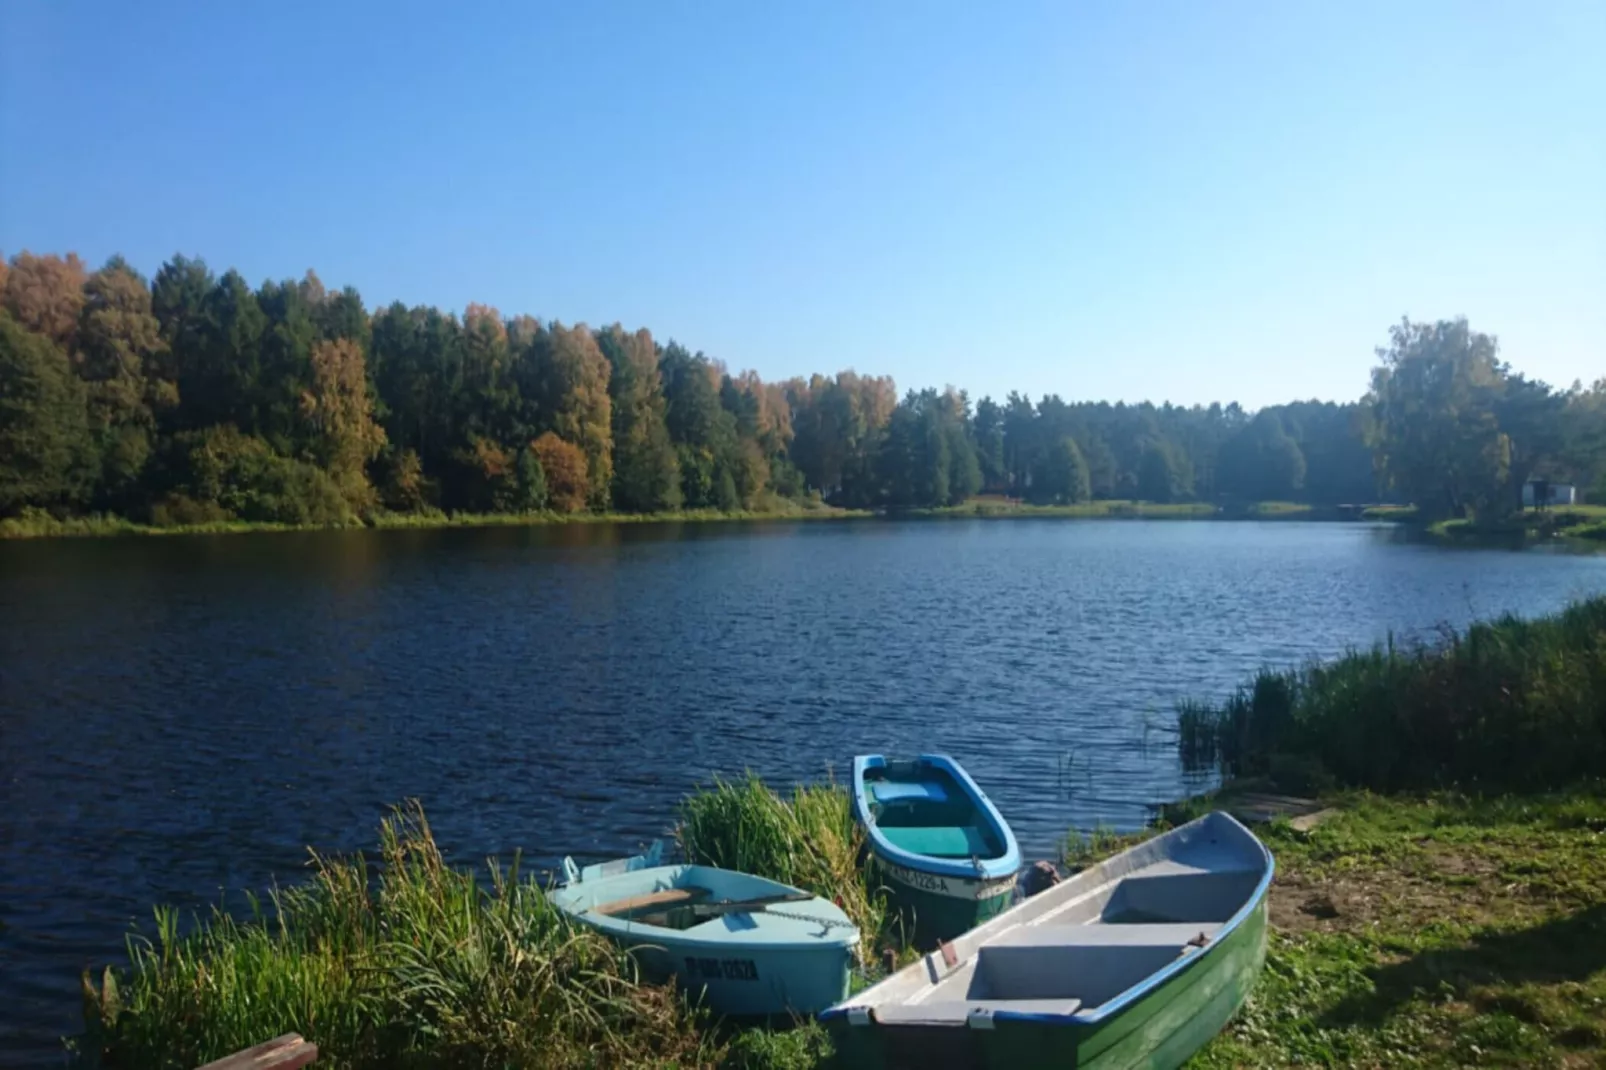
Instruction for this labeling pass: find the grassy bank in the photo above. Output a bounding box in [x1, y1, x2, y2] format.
[1363, 503, 1606, 545]
[912, 498, 1217, 519]
[0, 501, 866, 540]
[1068, 787, 1606, 1068]
[3, 497, 1409, 539]
[1178, 595, 1606, 793]
[77, 802, 713, 1069]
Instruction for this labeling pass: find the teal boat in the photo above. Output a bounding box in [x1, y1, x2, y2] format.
[821, 811, 1273, 1069]
[548, 841, 859, 1017]
[852, 754, 1021, 945]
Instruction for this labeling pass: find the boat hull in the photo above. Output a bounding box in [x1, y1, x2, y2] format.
[853, 754, 1021, 946]
[549, 850, 858, 1018]
[607, 927, 856, 1019]
[871, 854, 1017, 947]
[829, 891, 1267, 1068]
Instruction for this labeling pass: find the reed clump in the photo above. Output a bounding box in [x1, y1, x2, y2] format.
[677, 774, 885, 960]
[1178, 596, 1606, 792]
[77, 801, 710, 1069]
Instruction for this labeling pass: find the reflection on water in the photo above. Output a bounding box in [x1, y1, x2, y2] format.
[1, 518, 1603, 1064]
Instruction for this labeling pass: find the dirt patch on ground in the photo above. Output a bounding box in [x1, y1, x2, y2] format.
[1271, 843, 1542, 936]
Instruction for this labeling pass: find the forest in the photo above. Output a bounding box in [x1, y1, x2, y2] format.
[1, 250, 1602, 528]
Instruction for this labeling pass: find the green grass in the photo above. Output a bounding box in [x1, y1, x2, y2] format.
[676, 774, 887, 962]
[1178, 596, 1606, 793]
[76, 802, 714, 1069]
[1362, 504, 1419, 521]
[1183, 788, 1606, 1068]
[917, 498, 1217, 519]
[0, 501, 867, 540]
[1411, 505, 1606, 545]
[1239, 500, 1315, 516]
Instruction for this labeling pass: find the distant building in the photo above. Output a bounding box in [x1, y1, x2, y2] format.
[1522, 480, 1577, 508]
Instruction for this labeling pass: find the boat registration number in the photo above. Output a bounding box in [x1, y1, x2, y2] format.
[883, 863, 1015, 900]
[684, 956, 759, 982]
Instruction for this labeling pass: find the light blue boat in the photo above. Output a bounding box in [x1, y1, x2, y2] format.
[548, 841, 860, 1017]
[853, 754, 1022, 945]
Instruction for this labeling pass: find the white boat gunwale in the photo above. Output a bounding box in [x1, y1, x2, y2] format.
[552, 843, 859, 955]
[821, 811, 1274, 1027]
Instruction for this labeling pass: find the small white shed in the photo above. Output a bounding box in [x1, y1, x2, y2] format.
[1522, 481, 1577, 507]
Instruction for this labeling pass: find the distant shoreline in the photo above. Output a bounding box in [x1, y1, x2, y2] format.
[4, 498, 1601, 543]
[0, 498, 1418, 541]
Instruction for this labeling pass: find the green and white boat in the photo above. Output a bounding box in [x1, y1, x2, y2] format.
[821, 811, 1273, 1069]
[548, 841, 859, 1017]
[852, 754, 1021, 946]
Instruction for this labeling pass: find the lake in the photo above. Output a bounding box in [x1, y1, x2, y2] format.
[2, 518, 1603, 1065]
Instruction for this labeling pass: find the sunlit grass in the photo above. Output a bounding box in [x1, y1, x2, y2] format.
[77, 802, 711, 1069]
[677, 774, 886, 962]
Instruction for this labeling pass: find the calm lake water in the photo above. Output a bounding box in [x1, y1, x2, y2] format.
[2, 519, 1604, 1064]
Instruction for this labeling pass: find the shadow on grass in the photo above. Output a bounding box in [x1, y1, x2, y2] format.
[1321, 903, 1606, 1027]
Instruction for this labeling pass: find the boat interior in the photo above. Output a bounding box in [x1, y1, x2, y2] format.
[865, 822, 1265, 1025]
[866, 761, 1005, 860]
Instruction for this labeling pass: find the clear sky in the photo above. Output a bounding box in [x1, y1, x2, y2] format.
[1, 0, 1601, 409]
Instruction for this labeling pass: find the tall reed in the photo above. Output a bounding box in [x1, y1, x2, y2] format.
[78, 801, 709, 1069]
[1177, 596, 1606, 792]
[677, 775, 885, 960]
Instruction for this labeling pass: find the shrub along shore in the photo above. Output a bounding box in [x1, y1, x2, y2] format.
[0, 497, 1520, 540]
[76, 598, 1606, 1068]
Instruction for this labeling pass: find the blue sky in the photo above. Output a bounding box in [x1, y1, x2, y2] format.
[1, 0, 1600, 408]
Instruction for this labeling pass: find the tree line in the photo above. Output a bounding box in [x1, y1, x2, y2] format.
[0, 250, 1601, 526]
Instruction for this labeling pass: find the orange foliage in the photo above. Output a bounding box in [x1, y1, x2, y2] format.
[3, 252, 87, 350]
[530, 431, 590, 513]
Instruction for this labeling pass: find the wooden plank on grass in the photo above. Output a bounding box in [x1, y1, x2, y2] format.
[195, 1033, 317, 1070]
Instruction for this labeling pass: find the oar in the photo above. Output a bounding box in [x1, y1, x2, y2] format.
[689, 891, 816, 918]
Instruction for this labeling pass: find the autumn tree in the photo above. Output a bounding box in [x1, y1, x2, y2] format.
[523, 324, 611, 508]
[531, 432, 590, 513]
[2, 252, 87, 352]
[77, 258, 172, 504]
[301, 338, 386, 511]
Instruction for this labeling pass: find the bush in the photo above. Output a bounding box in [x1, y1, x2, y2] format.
[531, 433, 590, 514]
[166, 427, 354, 527]
[1178, 597, 1606, 792]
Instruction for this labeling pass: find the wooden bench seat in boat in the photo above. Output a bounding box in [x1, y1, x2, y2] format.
[593, 885, 711, 916]
[878, 825, 992, 858]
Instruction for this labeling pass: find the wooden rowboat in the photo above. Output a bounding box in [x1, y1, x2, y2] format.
[548, 841, 859, 1017]
[852, 754, 1021, 945]
[821, 811, 1273, 1068]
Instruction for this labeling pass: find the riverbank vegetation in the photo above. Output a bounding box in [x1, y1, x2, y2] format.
[1177, 595, 1606, 793]
[76, 802, 715, 1070]
[4, 251, 1601, 537]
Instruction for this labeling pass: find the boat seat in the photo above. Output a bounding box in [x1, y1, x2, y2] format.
[991, 922, 1223, 947]
[593, 885, 710, 916]
[879, 825, 992, 858]
[871, 780, 949, 805]
[972, 923, 1223, 1005]
[870, 998, 1081, 1025]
